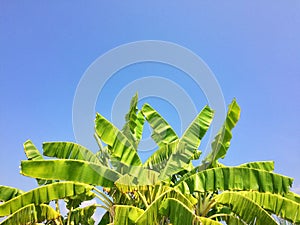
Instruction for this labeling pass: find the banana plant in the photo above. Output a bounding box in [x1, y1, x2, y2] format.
[2, 93, 300, 224]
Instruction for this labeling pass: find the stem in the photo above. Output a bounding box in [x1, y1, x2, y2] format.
[95, 194, 112, 208]
[209, 213, 230, 219]
[94, 187, 113, 205]
[94, 133, 104, 150]
[67, 206, 73, 225]
[137, 191, 149, 208]
[201, 199, 216, 217]
[55, 200, 60, 214]
[95, 204, 110, 212]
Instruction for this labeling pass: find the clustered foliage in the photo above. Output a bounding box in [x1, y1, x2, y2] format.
[0, 94, 299, 225]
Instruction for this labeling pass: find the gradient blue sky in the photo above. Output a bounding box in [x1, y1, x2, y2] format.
[0, 1, 299, 194]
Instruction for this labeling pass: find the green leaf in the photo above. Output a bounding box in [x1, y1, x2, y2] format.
[95, 145, 111, 168]
[239, 191, 300, 224]
[95, 113, 142, 166]
[159, 198, 223, 225]
[35, 204, 61, 223]
[237, 161, 274, 171]
[43, 141, 101, 164]
[158, 106, 214, 181]
[215, 191, 278, 225]
[115, 169, 160, 193]
[157, 141, 189, 181]
[135, 189, 194, 225]
[179, 105, 214, 154]
[284, 191, 300, 204]
[114, 205, 144, 225]
[0, 204, 60, 225]
[175, 167, 293, 194]
[143, 139, 178, 171]
[121, 93, 145, 148]
[23, 140, 43, 161]
[0, 182, 93, 216]
[68, 204, 96, 225]
[222, 214, 248, 225]
[65, 191, 96, 210]
[144, 105, 214, 181]
[0, 186, 23, 202]
[204, 99, 240, 166]
[141, 103, 178, 148]
[23, 140, 51, 186]
[21, 159, 121, 187]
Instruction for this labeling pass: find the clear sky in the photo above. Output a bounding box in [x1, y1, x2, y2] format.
[0, 0, 299, 196]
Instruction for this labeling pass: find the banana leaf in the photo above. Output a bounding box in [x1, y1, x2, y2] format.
[159, 198, 223, 225]
[23, 140, 43, 160]
[21, 159, 121, 187]
[23, 140, 51, 185]
[43, 141, 101, 164]
[67, 204, 96, 225]
[145, 105, 214, 180]
[237, 161, 274, 171]
[141, 103, 178, 148]
[175, 167, 293, 194]
[135, 189, 194, 224]
[114, 205, 144, 225]
[95, 113, 142, 166]
[0, 182, 93, 216]
[215, 191, 278, 225]
[121, 93, 145, 148]
[0, 186, 23, 202]
[239, 191, 300, 223]
[203, 99, 240, 167]
[0, 204, 60, 225]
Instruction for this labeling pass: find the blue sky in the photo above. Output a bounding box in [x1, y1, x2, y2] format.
[0, 0, 299, 195]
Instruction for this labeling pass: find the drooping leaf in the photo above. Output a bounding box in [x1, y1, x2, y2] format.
[114, 205, 144, 225]
[141, 103, 178, 148]
[175, 167, 293, 194]
[0, 204, 37, 225]
[239, 191, 300, 224]
[35, 204, 61, 223]
[0, 182, 93, 216]
[21, 159, 121, 187]
[0, 204, 60, 225]
[159, 198, 223, 225]
[237, 161, 274, 172]
[95, 113, 142, 166]
[284, 191, 300, 204]
[43, 141, 101, 164]
[68, 204, 96, 225]
[135, 189, 194, 225]
[215, 191, 278, 225]
[65, 191, 96, 210]
[115, 169, 160, 193]
[0, 186, 23, 202]
[222, 214, 248, 225]
[203, 99, 240, 166]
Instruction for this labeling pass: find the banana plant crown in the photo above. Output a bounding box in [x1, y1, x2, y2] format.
[0, 93, 299, 225]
